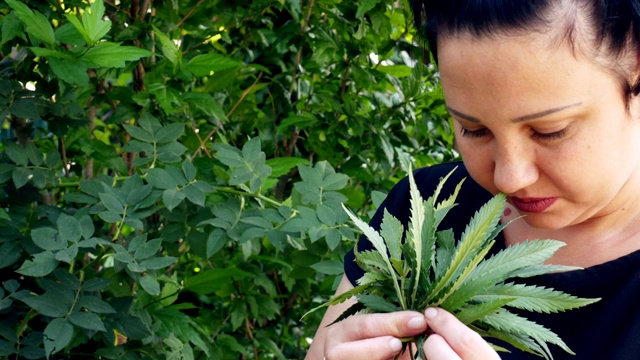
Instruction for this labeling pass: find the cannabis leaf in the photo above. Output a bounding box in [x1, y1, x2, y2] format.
[305, 168, 599, 359]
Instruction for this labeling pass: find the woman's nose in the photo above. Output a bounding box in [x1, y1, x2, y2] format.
[492, 144, 539, 195]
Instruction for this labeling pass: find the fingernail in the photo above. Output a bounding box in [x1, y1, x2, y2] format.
[390, 338, 402, 352]
[408, 316, 426, 330]
[425, 307, 438, 319]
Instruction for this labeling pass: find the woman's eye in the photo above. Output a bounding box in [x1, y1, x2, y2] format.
[459, 127, 489, 139]
[532, 128, 567, 140]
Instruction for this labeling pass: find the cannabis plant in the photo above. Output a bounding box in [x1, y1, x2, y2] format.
[306, 169, 599, 359]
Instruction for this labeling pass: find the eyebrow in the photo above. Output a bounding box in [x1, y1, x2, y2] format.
[447, 102, 583, 123]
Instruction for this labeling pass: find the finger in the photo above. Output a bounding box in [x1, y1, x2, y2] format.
[325, 336, 403, 360]
[327, 311, 427, 344]
[424, 308, 500, 360]
[423, 334, 462, 360]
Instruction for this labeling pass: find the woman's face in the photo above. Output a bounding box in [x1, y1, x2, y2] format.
[438, 32, 640, 230]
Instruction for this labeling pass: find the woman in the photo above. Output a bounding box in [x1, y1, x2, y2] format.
[308, 1, 640, 359]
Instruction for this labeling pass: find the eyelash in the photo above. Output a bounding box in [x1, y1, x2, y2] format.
[459, 127, 568, 141]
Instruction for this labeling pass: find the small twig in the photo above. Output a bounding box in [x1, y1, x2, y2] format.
[288, 0, 316, 97]
[175, 0, 206, 29]
[191, 72, 263, 159]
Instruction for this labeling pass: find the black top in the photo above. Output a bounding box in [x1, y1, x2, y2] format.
[344, 162, 640, 360]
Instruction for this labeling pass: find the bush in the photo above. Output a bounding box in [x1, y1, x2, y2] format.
[0, 0, 454, 358]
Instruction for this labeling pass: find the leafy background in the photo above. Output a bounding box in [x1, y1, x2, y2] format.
[0, 0, 455, 358]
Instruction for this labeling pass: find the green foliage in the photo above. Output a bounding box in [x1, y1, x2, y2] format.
[0, 0, 455, 358]
[309, 170, 599, 360]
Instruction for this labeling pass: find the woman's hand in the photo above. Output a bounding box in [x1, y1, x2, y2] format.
[421, 307, 501, 360]
[307, 275, 501, 360]
[323, 311, 427, 360]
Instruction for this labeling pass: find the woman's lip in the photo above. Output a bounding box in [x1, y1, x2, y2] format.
[509, 197, 557, 213]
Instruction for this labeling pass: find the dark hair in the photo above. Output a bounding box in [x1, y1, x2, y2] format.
[411, 0, 640, 96]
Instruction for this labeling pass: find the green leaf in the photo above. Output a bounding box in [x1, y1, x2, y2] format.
[4, 142, 28, 166]
[153, 26, 181, 66]
[146, 168, 177, 190]
[183, 184, 205, 206]
[276, 113, 318, 134]
[69, 311, 106, 332]
[86, 0, 111, 41]
[43, 318, 73, 358]
[82, 278, 111, 292]
[185, 54, 242, 76]
[265, 157, 310, 178]
[2, 11, 23, 45]
[123, 124, 154, 143]
[81, 43, 153, 68]
[476, 283, 600, 314]
[155, 123, 184, 143]
[77, 296, 116, 314]
[140, 257, 177, 270]
[163, 189, 186, 211]
[134, 238, 162, 260]
[57, 213, 83, 243]
[356, 0, 381, 19]
[25, 141, 43, 166]
[184, 267, 252, 294]
[357, 294, 401, 313]
[480, 309, 573, 357]
[5, 0, 55, 45]
[22, 294, 69, 317]
[138, 273, 160, 296]
[310, 260, 344, 275]
[31, 227, 65, 251]
[16, 251, 58, 277]
[99, 193, 125, 215]
[206, 229, 226, 259]
[55, 244, 79, 264]
[48, 58, 89, 86]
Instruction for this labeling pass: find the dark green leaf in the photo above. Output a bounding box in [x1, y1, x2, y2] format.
[43, 318, 73, 357]
[134, 238, 162, 260]
[77, 296, 116, 314]
[99, 193, 125, 215]
[138, 273, 160, 296]
[145, 168, 177, 190]
[139, 257, 177, 270]
[31, 227, 65, 251]
[163, 188, 186, 211]
[16, 251, 58, 277]
[22, 294, 69, 317]
[57, 213, 83, 243]
[155, 123, 184, 143]
[69, 311, 106, 332]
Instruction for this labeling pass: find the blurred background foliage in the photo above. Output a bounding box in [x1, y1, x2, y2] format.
[0, 0, 455, 358]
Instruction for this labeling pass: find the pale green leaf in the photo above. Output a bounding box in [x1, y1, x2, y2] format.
[480, 309, 573, 357]
[82, 0, 111, 44]
[379, 210, 403, 261]
[186, 54, 242, 76]
[475, 283, 600, 314]
[81, 43, 153, 68]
